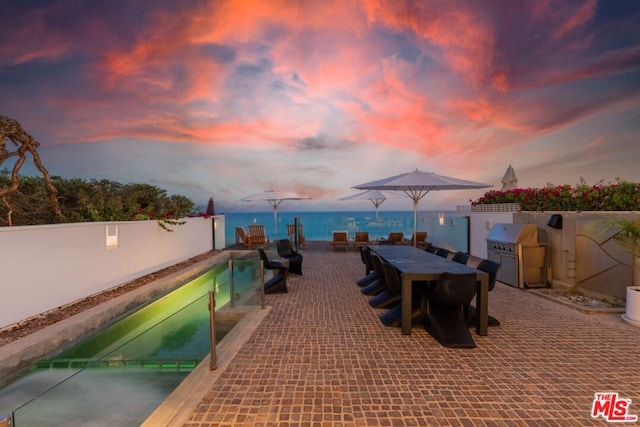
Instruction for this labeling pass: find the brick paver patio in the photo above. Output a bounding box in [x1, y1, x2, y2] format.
[181, 247, 640, 426]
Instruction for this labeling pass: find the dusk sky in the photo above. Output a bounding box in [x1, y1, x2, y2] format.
[2, 0, 639, 213]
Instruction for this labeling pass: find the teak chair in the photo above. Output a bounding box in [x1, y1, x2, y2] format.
[331, 231, 350, 251]
[404, 231, 429, 248]
[380, 232, 404, 244]
[235, 226, 251, 248]
[352, 231, 370, 250]
[287, 224, 306, 249]
[247, 225, 268, 249]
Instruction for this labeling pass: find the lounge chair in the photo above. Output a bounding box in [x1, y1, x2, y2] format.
[403, 232, 429, 248]
[379, 232, 404, 245]
[257, 248, 288, 294]
[235, 226, 251, 248]
[352, 231, 370, 250]
[247, 225, 269, 249]
[331, 231, 350, 251]
[287, 224, 306, 249]
[276, 239, 303, 275]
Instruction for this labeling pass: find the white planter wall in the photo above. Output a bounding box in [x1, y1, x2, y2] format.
[0, 215, 225, 328]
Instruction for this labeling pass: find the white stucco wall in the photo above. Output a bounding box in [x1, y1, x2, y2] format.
[0, 215, 225, 328]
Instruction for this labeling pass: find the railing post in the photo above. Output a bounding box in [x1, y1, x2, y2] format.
[208, 291, 217, 370]
[294, 216, 300, 251]
[228, 259, 235, 308]
[260, 260, 265, 309]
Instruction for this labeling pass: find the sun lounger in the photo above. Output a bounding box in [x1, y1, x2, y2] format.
[331, 231, 350, 251]
[247, 225, 269, 249]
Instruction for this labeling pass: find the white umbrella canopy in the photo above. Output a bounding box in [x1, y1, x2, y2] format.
[239, 190, 312, 240]
[501, 164, 518, 191]
[353, 169, 492, 246]
[340, 190, 407, 241]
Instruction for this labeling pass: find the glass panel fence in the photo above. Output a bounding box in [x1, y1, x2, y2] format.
[6, 254, 263, 426]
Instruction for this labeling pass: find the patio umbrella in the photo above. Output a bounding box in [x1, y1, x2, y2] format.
[340, 190, 407, 241]
[500, 164, 518, 191]
[354, 169, 491, 246]
[240, 190, 311, 240]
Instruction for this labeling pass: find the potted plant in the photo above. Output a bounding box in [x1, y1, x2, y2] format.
[611, 218, 640, 327]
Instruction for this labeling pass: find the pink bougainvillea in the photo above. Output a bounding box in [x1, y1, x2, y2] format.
[471, 179, 640, 211]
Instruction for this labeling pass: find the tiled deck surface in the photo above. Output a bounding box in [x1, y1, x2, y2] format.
[183, 245, 640, 426]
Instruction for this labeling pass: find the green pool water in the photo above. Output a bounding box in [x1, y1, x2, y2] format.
[0, 258, 261, 426]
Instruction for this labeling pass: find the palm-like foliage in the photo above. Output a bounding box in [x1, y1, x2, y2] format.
[611, 218, 640, 286]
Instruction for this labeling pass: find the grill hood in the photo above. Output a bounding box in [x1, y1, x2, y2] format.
[486, 223, 538, 245]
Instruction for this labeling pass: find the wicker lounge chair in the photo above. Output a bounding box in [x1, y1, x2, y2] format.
[247, 225, 269, 249]
[331, 231, 350, 251]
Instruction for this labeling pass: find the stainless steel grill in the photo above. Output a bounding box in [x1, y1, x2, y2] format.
[486, 223, 550, 288]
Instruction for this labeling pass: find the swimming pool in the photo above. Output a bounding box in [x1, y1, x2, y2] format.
[0, 255, 263, 426]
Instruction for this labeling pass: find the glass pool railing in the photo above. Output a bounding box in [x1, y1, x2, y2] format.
[1, 254, 265, 426]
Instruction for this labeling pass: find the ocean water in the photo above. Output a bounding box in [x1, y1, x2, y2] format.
[224, 210, 469, 252]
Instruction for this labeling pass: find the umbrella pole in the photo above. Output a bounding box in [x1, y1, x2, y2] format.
[413, 200, 418, 247]
[273, 206, 278, 242]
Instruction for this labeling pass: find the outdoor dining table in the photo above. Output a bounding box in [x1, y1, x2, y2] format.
[368, 245, 490, 336]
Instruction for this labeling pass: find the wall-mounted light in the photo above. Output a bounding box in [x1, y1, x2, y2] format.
[547, 214, 563, 229]
[105, 225, 119, 248]
[486, 220, 493, 230]
[438, 213, 445, 226]
[450, 218, 456, 227]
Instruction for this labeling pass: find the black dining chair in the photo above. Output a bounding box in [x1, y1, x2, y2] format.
[435, 248, 450, 258]
[465, 259, 501, 327]
[369, 261, 403, 309]
[361, 253, 387, 296]
[257, 248, 288, 294]
[452, 251, 469, 265]
[357, 246, 377, 287]
[276, 239, 303, 275]
[425, 245, 438, 254]
[423, 272, 478, 348]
